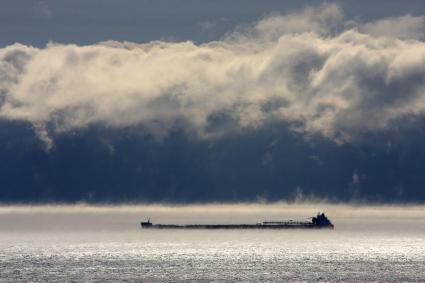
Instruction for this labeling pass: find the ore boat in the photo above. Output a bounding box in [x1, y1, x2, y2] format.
[141, 212, 334, 229]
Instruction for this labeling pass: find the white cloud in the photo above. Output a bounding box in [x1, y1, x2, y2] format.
[2, 4, 425, 144]
[359, 15, 425, 40]
[225, 3, 344, 42]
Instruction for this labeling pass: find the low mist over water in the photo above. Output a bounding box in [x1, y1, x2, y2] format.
[1, 203, 425, 232]
[1, 203, 424, 281]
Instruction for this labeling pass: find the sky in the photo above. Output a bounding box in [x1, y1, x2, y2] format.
[2, 1, 425, 203]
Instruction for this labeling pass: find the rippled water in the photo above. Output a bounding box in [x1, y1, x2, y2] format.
[0, 204, 424, 282]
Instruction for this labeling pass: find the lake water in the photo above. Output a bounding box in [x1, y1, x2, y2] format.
[0, 204, 424, 282]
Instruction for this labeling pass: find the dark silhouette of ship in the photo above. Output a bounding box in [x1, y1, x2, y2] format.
[141, 212, 334, 229]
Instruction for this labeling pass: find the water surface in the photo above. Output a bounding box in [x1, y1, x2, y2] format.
[0, 204, 424, 282]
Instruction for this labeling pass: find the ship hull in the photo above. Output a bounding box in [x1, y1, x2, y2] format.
[141, 224, 333, 229]
[140, 213, 334, 229]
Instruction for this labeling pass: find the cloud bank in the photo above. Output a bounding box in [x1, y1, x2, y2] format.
[2, 4, 425, 145]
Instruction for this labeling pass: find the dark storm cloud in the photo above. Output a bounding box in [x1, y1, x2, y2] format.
[2, 120, 425, 203]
